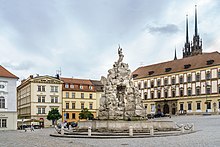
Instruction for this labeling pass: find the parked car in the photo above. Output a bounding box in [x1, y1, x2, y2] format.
[18, 124, 30, 130]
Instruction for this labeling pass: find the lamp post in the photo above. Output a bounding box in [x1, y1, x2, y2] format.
[203, 82, 208, 113]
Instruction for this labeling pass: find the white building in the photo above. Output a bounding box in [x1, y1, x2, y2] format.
[0, 65, 18, 130]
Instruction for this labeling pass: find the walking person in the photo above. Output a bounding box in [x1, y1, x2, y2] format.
[31, 124, 34, 131]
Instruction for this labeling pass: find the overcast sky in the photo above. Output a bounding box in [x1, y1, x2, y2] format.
[0, 0, 220, 82]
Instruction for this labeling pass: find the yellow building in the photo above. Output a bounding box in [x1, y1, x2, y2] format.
[61, 78, 103, 122]
[17, 75, 63, 127]
[132, 6, 220, 115]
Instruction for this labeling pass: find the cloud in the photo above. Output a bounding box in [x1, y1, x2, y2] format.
[2, 61, 34, 70]
[146, 24, 179, 35]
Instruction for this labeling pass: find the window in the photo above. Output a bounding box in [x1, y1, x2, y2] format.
[89, 94, 93, 99]
[197, 103, 201, 110]
[66, 103, 69, 109]
[89, 103, 93, 109]
[70, 84, 74, 88]
[196, 74, 200, 82]
[66, 113, 69, 119]
[144, 93, 147, 100]
[206, 87, 211, 94]
[37, 85, 45, 92]
[38, 96, 45, 103]
[179, 76, 183, 84]
[0, 119, 7, 128]
[144, 104, 147, 109]
[196, 88, 200, 96]
[0, 96, 5, 108]
[144, 82, 147, 89]
[51, 97, 58, 103]
[164, 79, 168, 86]
[72, 103, 75, 109]
[180, 103, 184, 110]
[89, 86, 93, 90]
[187, 75, 192, 82]
[150, 80, 154, 88]
[72, 92, 75, 98]
[218, 71, 220, 78]
[165, 91, 168, 98]
[206, 72, 211, 80]
[138, 83, 141, 90]
[51, 86, 58, 92]
[172, 78, 175, 85]
[219, 101, 220, 109]
[157, 92, 161, 98]
[65, 83, 69, 88]
[81, 103, 84, 109]
[218, 86, 220, 94]
[172, 90, 176, 97]
[66, 92, 69, 98]
[72, 113, 76, 119]
[187, 89, 192, 96]
[157, 80, 161, 87]
[151, 92, 154, 99]
[81, 93, 84, 99]
[80, 85, 83, 89]
[180, 89, 184, 97]
[207, 101, 211, 109]
[188, 103, 192, 110]
[37, 108, 45, 114]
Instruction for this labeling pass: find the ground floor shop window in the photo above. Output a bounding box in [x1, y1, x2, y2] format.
[197, 103, 201, 110]
[72, 113, 75, 119]
[188, 103, 192, 110]
[207, 101, 211, 109]
[0, 119, 7, 128]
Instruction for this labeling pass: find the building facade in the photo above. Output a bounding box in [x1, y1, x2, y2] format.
[61, 78, 103, 122]
[0, 65, 18, 130]
[17, 75, 63, 127]
[132, 6, 220, 115]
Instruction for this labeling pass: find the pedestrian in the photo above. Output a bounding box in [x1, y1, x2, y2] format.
[31, 124, 34, 131]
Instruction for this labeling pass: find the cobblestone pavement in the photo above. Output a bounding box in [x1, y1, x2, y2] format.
[0, 115, 220, 147]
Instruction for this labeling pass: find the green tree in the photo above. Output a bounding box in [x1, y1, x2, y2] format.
[47, 108, 62, 125]
[79, 108, 94, 120]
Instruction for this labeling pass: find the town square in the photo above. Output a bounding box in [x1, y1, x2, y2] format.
[1, 0, 220, 147]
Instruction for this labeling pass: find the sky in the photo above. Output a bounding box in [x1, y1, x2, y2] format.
[0, 0, 220, 82]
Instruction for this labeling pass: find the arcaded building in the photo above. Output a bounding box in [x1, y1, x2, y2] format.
[133, 6, 220, 115]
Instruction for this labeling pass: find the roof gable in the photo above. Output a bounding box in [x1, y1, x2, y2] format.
[0, 65, 18, 79]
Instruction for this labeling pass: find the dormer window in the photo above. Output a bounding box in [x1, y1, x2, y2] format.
[133, 74, 138, 78]
[207, 60, 214, 65]
[70, 84, 74, 88]
[65, 83, 69, 88]
[80, 85, 83, 89]
[148, 71, 154, 75]
[165, 68, 172, 72]
[89, 86, 93, 90]
[184, 64, 191, 69]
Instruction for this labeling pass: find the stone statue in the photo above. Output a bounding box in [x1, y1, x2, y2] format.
[98, 46, 145, 120]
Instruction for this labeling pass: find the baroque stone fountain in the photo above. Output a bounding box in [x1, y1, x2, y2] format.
[98, 46, 145, 120]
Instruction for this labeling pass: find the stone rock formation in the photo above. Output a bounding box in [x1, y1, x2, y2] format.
[98, 46, 145, 120]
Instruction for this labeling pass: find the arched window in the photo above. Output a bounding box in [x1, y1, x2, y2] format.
[0, 96, 5, 108]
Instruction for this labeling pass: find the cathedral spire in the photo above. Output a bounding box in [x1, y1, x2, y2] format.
[195, 5, 198, 37]
[174, 48, 177, 60]
[186, 14, 189, 44]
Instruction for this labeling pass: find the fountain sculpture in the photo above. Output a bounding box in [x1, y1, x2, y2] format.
[98, 46, 145, 120]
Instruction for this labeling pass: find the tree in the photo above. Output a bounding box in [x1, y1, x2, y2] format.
[79, 108, 94, 120]
[47, 108, 62, 125]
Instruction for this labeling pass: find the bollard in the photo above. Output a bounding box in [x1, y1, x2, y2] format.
[61, 126, 64, 135]
[181, 124, 184, 133]
[88, 127, 92, 137]
[129, 126, 133, 137]
[150, 126, 154, 136]
[191, 123, 194, 131]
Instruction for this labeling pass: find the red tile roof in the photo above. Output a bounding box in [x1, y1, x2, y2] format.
[132, 52, 220, 79]
[61, 77, 93, 85]
[0, 65, 18, 79]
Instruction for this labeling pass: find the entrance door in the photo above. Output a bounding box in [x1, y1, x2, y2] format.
[172, 108, 176, 115]
[163, 104, 169, 114]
